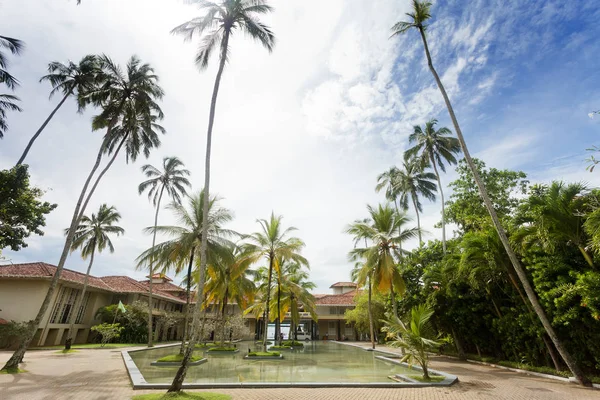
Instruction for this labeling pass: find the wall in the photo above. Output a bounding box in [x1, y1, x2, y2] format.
[0, 279, 50, 323]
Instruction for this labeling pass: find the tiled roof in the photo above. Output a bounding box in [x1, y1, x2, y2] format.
[139, 280, 186, 293]
[0, 262, 113, 291]
[315, 290, 358, 306]
[0, 262, 185, 304]
[329, 282, 358, 288]
[148, 273, 172, 282]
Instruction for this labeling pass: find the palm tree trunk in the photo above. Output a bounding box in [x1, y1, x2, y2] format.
[411, 193, 422, 246]
[276, 277, 282, 345]
[16, 89, 72, 166]
[147, 186, 165, 347]
[368, 275, 375, 349]
[417, 26, 590, 386]
[65, 247, 96, 350]
[221, 288, 229, 346]
[167, 30, 230, 393]
[390, 283, 398, 319]
[263, 254, 274, 351]
[179, 247, 195, 355]
[429, 152, 446, 253]
[451, 326, 466, 361]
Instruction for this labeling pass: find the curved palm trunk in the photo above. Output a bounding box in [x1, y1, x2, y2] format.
[368, 275, 375, 349]
[276, 277, 282, 345]
[417, 26, 590, 386]
[179, 247, 195, 355]
[389, 282, 398, 319]
[17, 90, 72, 166]
[429, 152, 447, 253]
[411, 193, 422, 246]
[1, 139, 106, 371]
[65, 247, 96, 350]
[168, 30, 230, 393]
[147, 186, 165, 347]
[263, 254, 274, 351]
[220, 288, 229, 346]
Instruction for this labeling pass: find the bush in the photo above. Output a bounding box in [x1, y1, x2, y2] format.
[90, 323, 123, 347]
[208, 347, 236, 352]
[270, 345, 291, 350]
[156, 354, 203, 363]
[248, 351, 280, 357]
[95, 301, 149, 343]
[0, 320, 30, 349]
[281, 340, 304, 347]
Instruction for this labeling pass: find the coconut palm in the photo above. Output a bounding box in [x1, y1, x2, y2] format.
[347, 204, 419, 319]
[63, 204, 124, 350]
[394, 154, 437, 246]
[350, 260, 375, 349]
[0, 35, 24, 139]
[383, 304, 443, 381]
[138, 157, 191, 347]
[169, 2, 275, 389]
[2, 55, 164, 373]
[406, 119, 460, 253]
[239, 212, 308, 351]
[205, 245, 255, 345]
[390, 0, 590, 385]
[136, 190, 235, 352]
[16, 56, 102, 165]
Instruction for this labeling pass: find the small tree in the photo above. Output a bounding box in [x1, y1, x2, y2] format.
[383, 304, 444, 380]
[90, 323, 123, 347]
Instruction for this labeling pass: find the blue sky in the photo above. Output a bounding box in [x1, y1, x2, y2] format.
[0, 0, 599, 292]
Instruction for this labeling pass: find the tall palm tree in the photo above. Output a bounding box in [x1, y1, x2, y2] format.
[2, 55, 164, 373]
[169, 2, 275, 390]
[347, 204, 419, 319]
[390, 0, 590, 385]
[239, 212, 308, 351]
[136, 190, 235, 352]
[17, 55, 102, 165]
[205, 245, 255, 345]
[406, 119, 460, 253]
[138, 157, 191, 347]
[0, 35, 24, 139]
[63, 204, 124, 350]
[394, 154, 437, 246]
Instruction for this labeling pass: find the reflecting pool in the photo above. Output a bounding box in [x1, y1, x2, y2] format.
[129, 341, 413, 384]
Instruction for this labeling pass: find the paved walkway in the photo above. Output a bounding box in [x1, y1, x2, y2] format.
[0, 344, 597, 400]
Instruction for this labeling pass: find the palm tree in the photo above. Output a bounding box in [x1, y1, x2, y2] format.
[347, 204, 419, 319]
[239, 212, 308, 351]
[350, 260, 375, 349]
[383, 304, 443, 381]
[406, 119, 460, 253]
[0, 35, 24, 139]
[63, 204, 124, 350]
[169, 2, 275, 389]
[138, 157, 191, 347]
[390, 0, 590, 385]
[136, 190, 235, 352]
[2, 55, 164, 373]
[16, 55, 102, 165]
[394, 154, 437, 246]
[205, 245, 255, 345]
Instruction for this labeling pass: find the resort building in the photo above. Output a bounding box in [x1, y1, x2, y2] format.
[0, 262, 360, 346]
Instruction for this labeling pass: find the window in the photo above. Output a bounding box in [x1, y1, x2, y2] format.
[75, 292, 91, 324]
[329, 307, 337, 315]
[50, 287, 80, 324]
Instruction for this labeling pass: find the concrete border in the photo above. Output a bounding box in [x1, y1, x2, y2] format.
[151, 358, 208, 367]
[243, 354, 284, 360]
[122, 341, 458, 390]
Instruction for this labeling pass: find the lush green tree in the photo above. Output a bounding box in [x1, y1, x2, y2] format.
[347, 204, 418, 318]
[344, 290, 386, 343]
[169, 1, 275, 389]
[90, 323, 123, 347]
[2, 55, 164, 373]
[63, 204, 124, 350]
[393, 155, 436, 246]
[138, 156, 191, 347]
[136, 190, 235, 353]
[390, 0, 589, 384]
[0, 35, 24, 139]
[239, 212, 307, 351]
[17, 55, 102, 165]
[350, 260, 376, 349]
[0, 165, 57, 251]
[406, 119, 460, 252]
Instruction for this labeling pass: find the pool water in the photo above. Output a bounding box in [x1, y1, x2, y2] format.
[129, 341, 413, 384]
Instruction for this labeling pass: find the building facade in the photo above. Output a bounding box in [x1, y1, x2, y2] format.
[0, 262, 360, 346]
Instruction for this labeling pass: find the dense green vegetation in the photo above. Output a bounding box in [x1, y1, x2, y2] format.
[207, 347, 236, 352]
[156, 354, 203, 363]
[247, 351, 281, 357]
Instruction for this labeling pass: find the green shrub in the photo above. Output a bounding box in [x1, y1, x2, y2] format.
[90, 323, 123, 347]
[156, 354, 203, 363]
[248, 351, 280, 357]
[281, 340, 304, 347]
[270, 345, 291, 350]
[207, 347, 236, 351]
[0, 320, 30, 349]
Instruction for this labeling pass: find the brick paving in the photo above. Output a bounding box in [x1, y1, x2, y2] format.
[0, 345, 598, 400]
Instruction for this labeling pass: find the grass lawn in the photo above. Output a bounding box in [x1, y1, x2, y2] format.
[207, 347, 236, 352]
[55, 349, 78, 354]
[156, 354, 203, 363]
[269, 345, 291, 350]
[406, 375, 445, 383]
[132, 392, 231, 400]
[0, 368, 27, 374]
[247, 351, 280, 357]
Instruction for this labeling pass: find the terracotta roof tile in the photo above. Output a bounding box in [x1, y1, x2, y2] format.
[315, 290, 358, 306]
[329, 282, 358, 288]
[0, 262, 113, 291]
